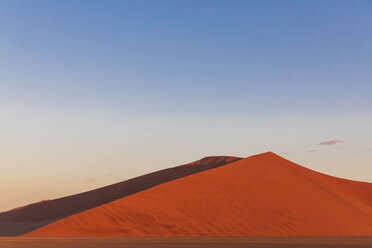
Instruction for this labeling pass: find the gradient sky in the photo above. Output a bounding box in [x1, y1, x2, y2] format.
[0, 0, 372, 211]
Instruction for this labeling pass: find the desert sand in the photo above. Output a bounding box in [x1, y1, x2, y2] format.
[22, 152, 372, 237]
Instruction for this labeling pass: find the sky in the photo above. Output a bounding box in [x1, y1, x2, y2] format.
[0, 0, 371, 211]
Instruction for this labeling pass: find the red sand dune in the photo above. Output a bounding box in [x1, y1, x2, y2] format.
[25, 152, 372, 237]
[0, 156, 240, 236]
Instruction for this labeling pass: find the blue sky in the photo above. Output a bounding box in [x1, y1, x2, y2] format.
[0, 0, 371, 211]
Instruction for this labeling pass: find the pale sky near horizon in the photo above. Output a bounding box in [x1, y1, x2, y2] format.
[0, 0, 372, 211]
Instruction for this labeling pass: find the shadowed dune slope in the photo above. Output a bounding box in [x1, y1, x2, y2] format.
[0, 156, 241, 236]
[25, 152, 372, 237]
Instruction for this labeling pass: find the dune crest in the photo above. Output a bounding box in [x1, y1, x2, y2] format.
[24, 152, 372, 237]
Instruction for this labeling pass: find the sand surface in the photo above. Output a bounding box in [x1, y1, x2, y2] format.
[1, 237, 372, 248]
[26, 152, 372, 236]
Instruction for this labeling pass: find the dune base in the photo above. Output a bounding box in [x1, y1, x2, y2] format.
[1, 237, 372, 248]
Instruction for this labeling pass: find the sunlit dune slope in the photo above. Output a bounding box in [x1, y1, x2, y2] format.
[25, 152, 372, 237]
[0, 156, 240, 236]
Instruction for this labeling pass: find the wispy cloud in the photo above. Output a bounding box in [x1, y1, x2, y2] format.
[86, 178, 97, 183]
[308, 149, 317, 152]
[318, 140, 344, 146]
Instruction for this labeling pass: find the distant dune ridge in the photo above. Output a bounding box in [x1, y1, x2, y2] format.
[1, 152, 372, 237]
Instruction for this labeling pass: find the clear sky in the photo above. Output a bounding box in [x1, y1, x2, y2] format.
[0, 0, 371, 211]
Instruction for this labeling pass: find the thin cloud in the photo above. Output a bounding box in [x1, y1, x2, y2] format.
[318, 140, 344, 146]
[308, 149, 317, 152]
[86, 178, 97, 183]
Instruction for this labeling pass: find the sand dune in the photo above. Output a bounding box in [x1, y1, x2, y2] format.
[0, 156, 240, 236]
[25, 152, 372, 237]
